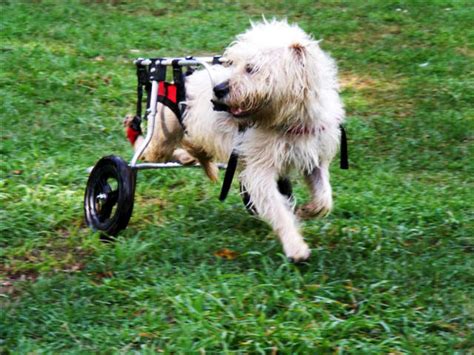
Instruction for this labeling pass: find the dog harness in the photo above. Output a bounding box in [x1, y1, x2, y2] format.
[127, 60, 189, 145]
[157, 60, 187, 129]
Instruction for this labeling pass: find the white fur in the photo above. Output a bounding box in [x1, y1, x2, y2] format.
[143, 19, 345, 262]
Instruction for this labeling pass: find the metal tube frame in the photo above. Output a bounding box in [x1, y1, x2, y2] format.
[133, 56, 227, 67]
[129, 56, 227, 171]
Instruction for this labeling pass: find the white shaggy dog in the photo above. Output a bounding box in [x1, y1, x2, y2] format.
[135, 19, 345, 262]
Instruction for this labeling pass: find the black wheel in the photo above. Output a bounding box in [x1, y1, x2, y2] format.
[240, 177, 293, 215]
[84, 155, 136, 236]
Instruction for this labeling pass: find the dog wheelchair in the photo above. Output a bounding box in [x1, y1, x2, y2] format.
[84, 57, 293, 236]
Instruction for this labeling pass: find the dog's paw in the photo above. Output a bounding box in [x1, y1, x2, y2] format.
[284, 241, 311, 263]
[297, 200, 332, 220]
[172, 148, 197, 165]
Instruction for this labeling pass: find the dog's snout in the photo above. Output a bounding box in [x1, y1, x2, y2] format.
[213, 81, 230, 99]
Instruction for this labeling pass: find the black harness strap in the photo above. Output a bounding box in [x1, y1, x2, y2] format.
[172, 60, 186, 129]
[157, 88, 182, 123]
[154, 62, 166, 115]
[156, 63, 167, 81]
[219, 151, 239, 201]
[135, 64, 150, 120]
[219, 125, 247, 201]
[172, 60, 186, 102]
[339, 124, 349, 169]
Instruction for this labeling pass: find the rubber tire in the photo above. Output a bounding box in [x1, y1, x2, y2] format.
[240, 177, 293, 215]
[84, 155, 136, 236]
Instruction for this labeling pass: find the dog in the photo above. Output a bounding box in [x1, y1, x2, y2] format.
[127, 19, 345, 262]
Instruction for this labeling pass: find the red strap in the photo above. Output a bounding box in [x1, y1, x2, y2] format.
[158, 82, 178, 103]
[286, 125, 316, 135]
[126, 126, 141, 145]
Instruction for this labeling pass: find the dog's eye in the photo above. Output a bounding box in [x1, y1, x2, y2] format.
[245, 64, 256, 74]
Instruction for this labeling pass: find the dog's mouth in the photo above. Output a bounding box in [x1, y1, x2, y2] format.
[229, 107, 254, 118]
[211, 99, 229, 113]
[211, 100, 254, 118]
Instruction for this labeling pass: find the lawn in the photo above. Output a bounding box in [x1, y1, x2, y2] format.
[1, 0, 473, 353]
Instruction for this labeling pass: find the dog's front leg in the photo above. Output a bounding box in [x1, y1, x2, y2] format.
[241, 166, 311, 262]
[297, 161, 333, 219]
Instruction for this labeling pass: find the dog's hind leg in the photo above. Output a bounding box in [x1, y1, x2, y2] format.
[297, 161, 333, 219]
[124, 105, 184, 162]
[142, 105, 185, 162]
[171, 148, 197, 165]
[240, 166, 311, 262]
[182, 141, 219, 182]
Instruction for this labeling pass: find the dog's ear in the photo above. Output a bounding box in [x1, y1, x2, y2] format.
[290, 43, 306, 63]
[286, 42, 311, 93]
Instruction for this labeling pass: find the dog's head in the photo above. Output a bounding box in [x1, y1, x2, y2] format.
[212, 19, 328, 127]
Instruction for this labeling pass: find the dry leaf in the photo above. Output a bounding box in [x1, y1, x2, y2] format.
[214, 248, 238, 260]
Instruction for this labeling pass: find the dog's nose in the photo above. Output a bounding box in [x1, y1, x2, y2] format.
[213, 81, 230, 99]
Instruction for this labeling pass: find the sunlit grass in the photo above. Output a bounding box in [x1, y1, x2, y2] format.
[1, 1, 473, 353]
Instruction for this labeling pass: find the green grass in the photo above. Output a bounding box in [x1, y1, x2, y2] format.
[1, 0, 473, 353]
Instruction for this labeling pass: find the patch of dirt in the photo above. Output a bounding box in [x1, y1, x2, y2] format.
[340, 71, 414, 118]
[340, 72, 400, 92]
[456, 47, 474, 58]
[338, 24, 402, 44]
[0, 269, 38, 305]
[340, 73, 378, 90]
[1, 222, 93, 302]
[136, 196, 168, 209]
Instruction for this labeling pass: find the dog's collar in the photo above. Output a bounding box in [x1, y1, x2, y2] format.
[281, 124, 317, 136]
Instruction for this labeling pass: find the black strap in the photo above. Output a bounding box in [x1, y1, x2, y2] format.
[156, 63, 167, 82]
[219, 125, 248, 201]
[171, 60, 187, 129]
[135, 65, 148, 119]
[136, 83, 143, 119]
[340, 124, 349, 169]
[172, 60, 186, 103]
[129, 115, 142, 133]
[219, 151, 239, 201]
[157, 96, 182, 124]
[147, 62, 165, 118]
[135, 62, 155, 122]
